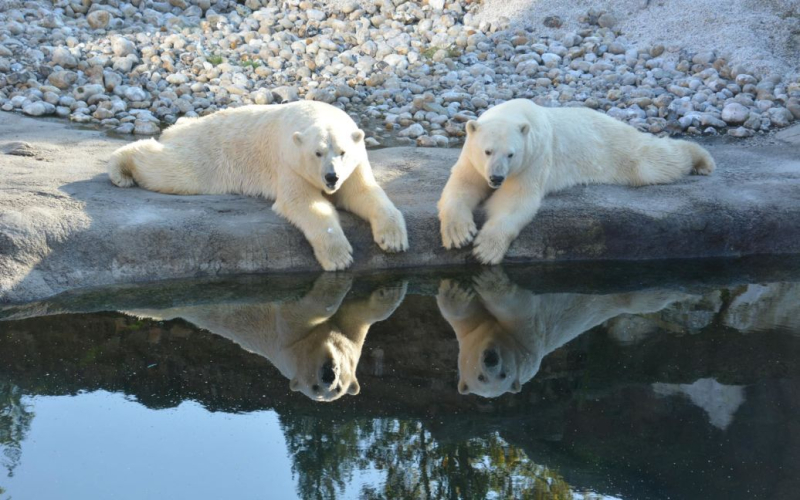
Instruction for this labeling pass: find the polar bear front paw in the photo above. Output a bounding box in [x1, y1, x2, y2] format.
[373, 209, 409, 253]
[369, 281, 408, 310]
[440, 211, 477, 249]
[473, 227, 511, 265]
[437, 279, 476, 316]
[314, 232, 354, 271]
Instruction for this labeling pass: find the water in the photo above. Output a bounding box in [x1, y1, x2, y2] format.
[1, 258, 799, 500]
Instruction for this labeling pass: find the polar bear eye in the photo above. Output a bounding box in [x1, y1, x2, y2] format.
[315, 151, 323, 157]
[484, 150, 492, 156]
[507, 153, 514, 158]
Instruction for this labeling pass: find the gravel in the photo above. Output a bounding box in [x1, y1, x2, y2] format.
[0, 0, 798, 146]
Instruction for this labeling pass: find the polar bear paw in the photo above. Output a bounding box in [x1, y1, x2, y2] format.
[314, 232, 354, 271]
[437, 279, 476, 311]
[369, 281, 408, 310]
[472, 267, 513, 293]
[440, 211, 477, 249]
[473, 227, 511, 265]
[373, 209, 409, 253]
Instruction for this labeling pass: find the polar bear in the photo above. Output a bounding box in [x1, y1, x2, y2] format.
[437, 268, 693, 398]
[438, 99, 716, 264]
[108, 101, 408, 271]
[124, 275, 407, 402]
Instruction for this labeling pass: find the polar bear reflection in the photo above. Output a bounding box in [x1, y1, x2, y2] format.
[437, 269, 690, 398]
[126, 275, 406, 402]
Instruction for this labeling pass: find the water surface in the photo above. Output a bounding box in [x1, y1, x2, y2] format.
[1, 259, 799, 499]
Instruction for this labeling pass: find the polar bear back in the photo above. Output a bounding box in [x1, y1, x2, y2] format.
[145, 102, 361, 198]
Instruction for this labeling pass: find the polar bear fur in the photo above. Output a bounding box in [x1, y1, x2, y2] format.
[108, 101, 408, 271]
[437, 268, 693, 398]
[438, 99, 716, 264]
[124, 275, 407, 402]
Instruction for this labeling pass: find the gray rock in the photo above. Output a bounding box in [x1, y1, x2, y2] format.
[134, 120, 160, 135]
[398, 123, 425, 138]
[22, 102, 55, 116]
[112, 37, 136, 57]
[3, 112, 800, 304]
[597, 13, 617, 28]
[48, 70, 78, 90]
[727, 126, 754, 138]
[768, 107, 794, 128]
[74, 84, 105, 101]
[124, 87, 148, 102]
[51, 47, 78, 68]
[721, 103, 749, 124]
[87, 10, 111, 29]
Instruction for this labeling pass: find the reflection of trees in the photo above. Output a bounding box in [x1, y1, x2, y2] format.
[280, 413, 572, 500]
[0, 381, 34, 479]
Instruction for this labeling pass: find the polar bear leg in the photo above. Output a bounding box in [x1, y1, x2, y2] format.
[438, 160, 491, 249]
[336, 281, 408, 332]
[627, 138, 713, 186]
[473, 185, 544, 265]
[436, 279, 486, 331]
[334, 163, 408, 253]
[273, 180, 354, 271]
[281, 274, 354, 325]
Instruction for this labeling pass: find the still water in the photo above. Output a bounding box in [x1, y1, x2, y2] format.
[1, 259, 799, 500]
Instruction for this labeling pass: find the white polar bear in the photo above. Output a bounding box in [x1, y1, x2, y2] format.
[438, 99, 716, 264]
[437, 268, 693, 398]
[124, 275, 407, 402]
[108, 101, 408, 271]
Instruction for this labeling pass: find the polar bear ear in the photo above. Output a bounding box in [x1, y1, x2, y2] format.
[347, 380, 361, 395]
[466, 120, 479, 135]
[519, 123, 530, 135]
[351, 129, 365, 143]
[458, 380, 470, 395]
[510, 379, 521, 393]
[290, 378, 301, 392]
[292, 131, 304, 146]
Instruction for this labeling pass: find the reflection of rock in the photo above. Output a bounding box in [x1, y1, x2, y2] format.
[438, 268, 692, 398]
[653, 378, 745, 430]
[125, 275, 406, 402]
[723, 283, 800, 334]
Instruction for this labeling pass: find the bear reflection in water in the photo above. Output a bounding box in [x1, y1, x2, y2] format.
[125, 275, 406, 402]
[437, 268, 692, 398]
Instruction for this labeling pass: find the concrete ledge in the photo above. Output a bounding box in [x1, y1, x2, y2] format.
[2, 114, 800, 304]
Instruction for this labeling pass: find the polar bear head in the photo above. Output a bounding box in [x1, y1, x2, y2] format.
[465, 119, 530, 189]
[292, 124, 367, 194]
[456, 324, 529, 398]
[286, 325, 362, 402]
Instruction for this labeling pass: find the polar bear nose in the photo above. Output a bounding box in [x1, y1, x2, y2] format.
[324, 172, 338, 185]
[489, 175, 505, 186]
[321, 360, 336, 386]
[483, 348, 500, 368]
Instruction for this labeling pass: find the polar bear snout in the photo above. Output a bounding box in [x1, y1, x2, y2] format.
[489, 175, 505, 188]
[320, 359, 336, 386]
[483, 348, 500, 369]
[324, 172, 339, 189]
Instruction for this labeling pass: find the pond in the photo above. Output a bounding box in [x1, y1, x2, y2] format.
[1, 258, 799, 500]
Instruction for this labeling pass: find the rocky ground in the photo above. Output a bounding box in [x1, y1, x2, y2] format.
[0, 0, 799, 146]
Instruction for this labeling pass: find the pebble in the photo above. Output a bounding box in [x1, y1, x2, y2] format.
[721, 103, 749, 124]
[0, 3, 796, 146]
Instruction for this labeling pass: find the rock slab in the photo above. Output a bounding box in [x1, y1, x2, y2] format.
[1, 114, 800, 304]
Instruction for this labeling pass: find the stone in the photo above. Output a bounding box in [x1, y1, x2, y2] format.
[51, 47, 78, 68]
[543, 16, 563, 28]
[87, 10, 111, 29]
[48, 70, 78, 90]
[112, 37, 136, 57]
[721, 103, 749, 124]
[768, 107, 794, 128]
[597, 13, 617, 29]
[134, 120, 160, 135]
[22, 102, 55, 116]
